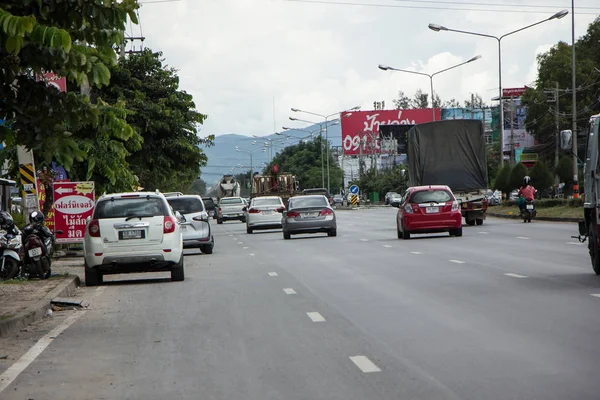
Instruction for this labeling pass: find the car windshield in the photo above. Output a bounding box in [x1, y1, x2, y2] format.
[95, 197, 166, 219]
[409, 190, 453, 204]
[252, 198, 282, 207]
[167, 197, 204, 214]
[220, 198, 243, 205]
[290, 196, 328, 208]
[202, 198, 216, 208]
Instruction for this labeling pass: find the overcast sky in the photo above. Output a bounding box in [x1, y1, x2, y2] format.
[134, 0, 598, 138]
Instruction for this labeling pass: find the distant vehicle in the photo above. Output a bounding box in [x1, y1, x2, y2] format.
[347, 192, 360, 206]
[407, 120, 489, 226]
[217, 175, 241, 201]
[245, 196, 286, 234]
[217, 197, 246, 224]
[394, 185, 462, 239]
[302, 188, 333, 205]
[282, 195, 336, 239]
[389, 193, 403, 207]
[202, 196, 217, 219]
[510, 190, 519, 201]
[83, 191, 184, 286]
[251, 172, 300, 205]
[166, 194, 214, 254]
[332, 194, 344, 206]
[384, 191, 399, 205]
[486, 190, 501, 206]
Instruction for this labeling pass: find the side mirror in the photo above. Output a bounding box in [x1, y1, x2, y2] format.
[175, 211, 185, 221]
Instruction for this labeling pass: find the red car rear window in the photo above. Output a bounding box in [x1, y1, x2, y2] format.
[409, 190, 452, 204]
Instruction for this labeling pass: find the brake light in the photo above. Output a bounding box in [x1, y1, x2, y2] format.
[276, 207, 286, 213]
[88, 219, 100, 237]
[248, 208, 261, 214]
[287, 211, 300, 218]
[164, 216, 176, 233]
[403, 204, 413, 214]
[451, 201, 460, 211]
[319, 208, 333, 216]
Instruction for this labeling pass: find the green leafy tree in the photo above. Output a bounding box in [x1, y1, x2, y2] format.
[392, 90, 410, 109]
[443, 98, 461, 108]
[509, 162, 528, 191]
[187, 178, 207, 196]
[486, 140, 501, 185]
[528, 160, 554, 197]
[354, 165, 407, 198]
[410, 89, 429, 109]
[93, 49, 213, 192]
[494, 164, 512, 199]
[0, 0, 143, 194]
[463, 94, 486, 109]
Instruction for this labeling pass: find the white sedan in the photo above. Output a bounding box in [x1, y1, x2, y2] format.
[245, 196, 286, 234]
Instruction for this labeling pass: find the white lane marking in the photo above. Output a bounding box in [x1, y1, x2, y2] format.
[591, 294, 600, 298]
[243, 246, 249, 249]
[237, 242, 243, 244]
[349, 356, 381, 373]
[504, 273, 528, 279]
[283, 288, 297, 295]
[306, 312, 326, 322]
[229, 234, 233, 237]
[448, 260, 466, 264]
[0, 311, 85, 394]
[566, 241, 585, 246]
[516, 236, 530, 240]
[410, 251, 422, 255]
[478, 232, 489, 235]
[233, 237, 238, 240]
[360, 238, 368, 242]
[249, 253, 255, 257]
[268, 272, 278, 277]
[382, 244, 393, 248]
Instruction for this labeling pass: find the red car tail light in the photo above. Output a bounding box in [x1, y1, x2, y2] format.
[88, 219, 101, 237]
[286, 211, 300, 218]
[319, 208, 333, 216]
[248, 208, 261, 214]
[164, 216, 176, 233]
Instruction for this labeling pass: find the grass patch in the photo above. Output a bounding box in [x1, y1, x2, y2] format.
[0, 277, 29, 285]
[490, 205, 583, 219]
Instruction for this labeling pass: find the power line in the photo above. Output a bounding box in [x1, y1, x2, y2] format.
[284, 0, 600, 15]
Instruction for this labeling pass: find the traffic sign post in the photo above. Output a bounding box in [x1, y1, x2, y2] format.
[351, 194, 358, 207]
[349, 185, 359, 195]
[53, 182, 95, 243]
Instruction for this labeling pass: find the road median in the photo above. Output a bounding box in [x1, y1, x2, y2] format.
[487, 205, 583, 223]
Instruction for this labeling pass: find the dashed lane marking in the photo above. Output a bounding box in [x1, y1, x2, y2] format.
[504, 273, 528, 279]
[283, 288, 297, 295]
[306, 312, 326, 322]
[268, 272, 278, 277]
[349, 356, 381, 373]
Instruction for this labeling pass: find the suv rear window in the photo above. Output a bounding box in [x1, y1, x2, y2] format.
[167, 197, 204, 214]
[94, 197, 167, 219]
[409, 190, 453, 204]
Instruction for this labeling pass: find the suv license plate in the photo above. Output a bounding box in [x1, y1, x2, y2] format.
[426, 207, 439, 213]
[28, 247, 42, 257]
[119, 230, 144, 240]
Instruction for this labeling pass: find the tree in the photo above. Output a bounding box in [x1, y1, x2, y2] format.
[556, 155, 574, 194]
[187, 178, 207, 196]
[410, 89, 429, 109]
[528, 160, 554, 197]
[263, 136, 342, 190]
[354, 165, 407, 198]
[509, 163, 528, 191]
[494, 164, 512, 199]
[0, 0, 143, 194]
[486, 140, 501, 186]
[443, 98, 461, 108]
[432, 92, 442, 109]
[463, 93, 486, 109]
[392, 90, 410, 109]
[93, 49, 212, 192]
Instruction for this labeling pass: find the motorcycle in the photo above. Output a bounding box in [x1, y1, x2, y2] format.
[0, 231, 22, 281]
[521, 199, 536, 223]
[21, 223, 62, 280]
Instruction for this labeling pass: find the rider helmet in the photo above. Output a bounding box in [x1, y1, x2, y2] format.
[523, 176, 531, 186]
[29, 210, 45, 224]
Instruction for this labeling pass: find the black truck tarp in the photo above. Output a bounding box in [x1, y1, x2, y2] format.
[407, 120, 488, 192]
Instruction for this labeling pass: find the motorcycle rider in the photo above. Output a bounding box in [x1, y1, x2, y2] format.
[518, 176, 536, 213]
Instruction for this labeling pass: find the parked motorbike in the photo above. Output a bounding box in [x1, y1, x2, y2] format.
[0, 231, 22, 281]
[21, 211, 62, 280]
[521, 199, 536, 223]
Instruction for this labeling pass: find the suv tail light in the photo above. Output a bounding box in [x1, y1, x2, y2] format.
[286, 211, 300, 218]
[319, 208, 333, 216]
[451, 201, 460, 211]
[88, 219, 101, 237]
[403, 204, 414, 214]
[164, 216, 176, 233]
[248, 208, 261, 214]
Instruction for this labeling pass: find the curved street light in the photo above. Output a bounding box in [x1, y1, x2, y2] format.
[378, 55, 482, 122]
[428, 9, 568, 167]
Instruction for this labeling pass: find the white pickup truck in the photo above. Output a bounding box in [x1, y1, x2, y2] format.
[217, 197, 246, 224]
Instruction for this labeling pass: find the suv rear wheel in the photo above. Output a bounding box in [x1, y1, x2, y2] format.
[171, 255, 185, 281]
[200, 240, 214, 254]
[85, 262, 103, 286]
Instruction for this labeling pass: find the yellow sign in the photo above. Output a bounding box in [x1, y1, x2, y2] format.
[75, 182, 94, 195]
[351, 194, 358, 206]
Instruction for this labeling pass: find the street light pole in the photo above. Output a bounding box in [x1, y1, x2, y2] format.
[428, 9, 568, 167]
[378, 56, 482, 122]
[571, 0, 578, 198]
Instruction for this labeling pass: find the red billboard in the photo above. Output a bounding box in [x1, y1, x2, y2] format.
[53, 182, 95, 244]
[37, 71, 67, 92]
[502, 87, 527, 98]
[341, 109, 440, 155]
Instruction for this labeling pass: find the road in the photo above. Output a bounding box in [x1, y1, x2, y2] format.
[1, 208, 600, 400]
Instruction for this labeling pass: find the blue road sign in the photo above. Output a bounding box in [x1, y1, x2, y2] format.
[349, 185, 359, 195]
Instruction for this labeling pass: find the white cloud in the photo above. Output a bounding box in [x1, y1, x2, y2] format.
[135, 0, 599, 137]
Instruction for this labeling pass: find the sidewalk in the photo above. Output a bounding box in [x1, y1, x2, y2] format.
[0, 257, 84, 337]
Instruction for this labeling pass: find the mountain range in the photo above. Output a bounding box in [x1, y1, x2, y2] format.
[201, 123, 342, 185]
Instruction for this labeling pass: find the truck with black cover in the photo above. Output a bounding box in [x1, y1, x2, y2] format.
[407, 120, 489, 226]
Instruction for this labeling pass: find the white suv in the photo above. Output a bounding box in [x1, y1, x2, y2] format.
[83, 192, 184, 286]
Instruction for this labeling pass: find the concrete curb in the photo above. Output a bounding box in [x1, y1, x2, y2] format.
[487, 212, 581, 223]
[0, 275, 81, 338]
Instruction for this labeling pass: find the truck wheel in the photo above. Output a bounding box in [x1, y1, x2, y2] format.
[476, 218, 483, 226]
[589, 224, 600, 275]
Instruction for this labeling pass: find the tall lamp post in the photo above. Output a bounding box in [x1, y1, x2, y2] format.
[290, 107, 359, 192]
[428, 9, 569, 167]
[236, 146, 265, 177]
[378, 55, 482, 121]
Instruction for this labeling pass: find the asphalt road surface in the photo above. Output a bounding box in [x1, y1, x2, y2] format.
[2, 208, 599, 400]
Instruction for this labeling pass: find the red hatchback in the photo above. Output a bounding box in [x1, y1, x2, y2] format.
[395, 185, 462, 239]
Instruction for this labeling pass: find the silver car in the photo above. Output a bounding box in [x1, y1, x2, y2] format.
[282, 195, 337, 239]
[245, 196, 286, 234]
[166, 194, 214, 254]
